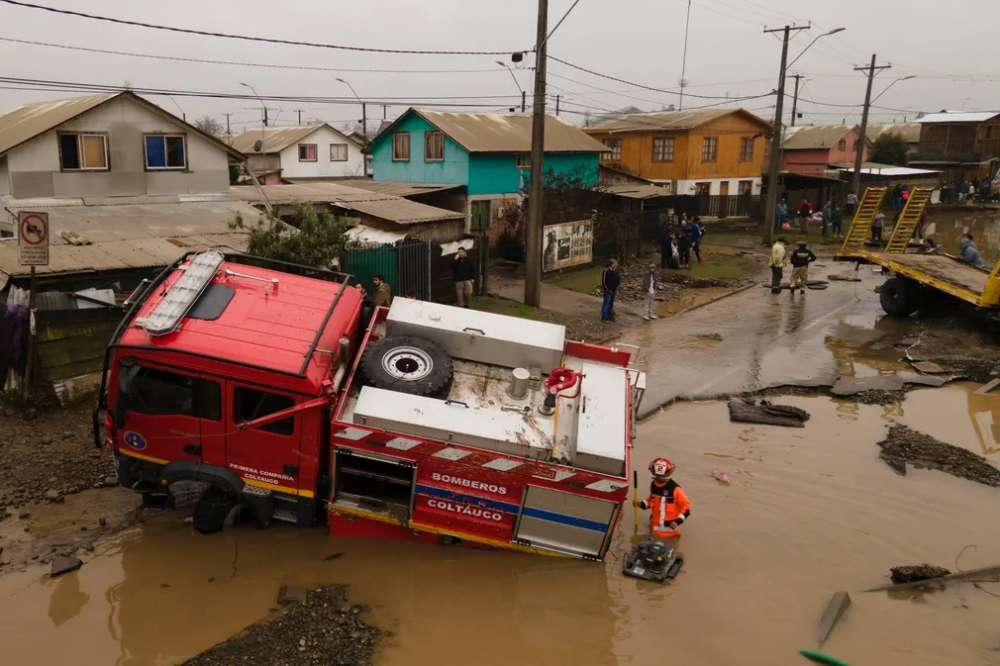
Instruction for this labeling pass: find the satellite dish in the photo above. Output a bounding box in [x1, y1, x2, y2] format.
[253, 139, 263, 152]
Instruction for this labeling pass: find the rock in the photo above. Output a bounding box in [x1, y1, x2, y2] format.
[50, 555, 83, 577]
[911, 360, 945, 374]
[40, 436, 53, 446]
[104, 475, 119, 487]
[99, 515, 107, 527]
[18, 510, 29, 520]
[891, 564, 951, 584]
[54, 494, 65, 504]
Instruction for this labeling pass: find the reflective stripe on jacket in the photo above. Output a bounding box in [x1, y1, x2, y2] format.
[646, 479, 691, 538]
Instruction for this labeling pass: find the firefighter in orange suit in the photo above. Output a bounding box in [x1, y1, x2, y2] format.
[638, 458, 691, 538]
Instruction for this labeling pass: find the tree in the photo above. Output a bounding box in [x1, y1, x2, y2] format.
[193, 115, 225, 136]
[869, 131, 910, 166]
[231, 203, 348, 269]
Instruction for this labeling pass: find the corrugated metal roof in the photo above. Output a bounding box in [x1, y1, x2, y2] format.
[918, 112, 1000, 124]
[0, 92, 246, 159]
[319, 179, 464, 197]
[0, 93, 116, 156]
[782, 124, 861, 150]
[224, 124, 361, 154]
[603, 184, 671, 199]
[231, 183, 465, 225]
[402, 109, 608, 153]
[0, 199, 258, 280]
[586, 109, 771, 133]
[833, 163, 943, 176]
[865, 123, 921, 143]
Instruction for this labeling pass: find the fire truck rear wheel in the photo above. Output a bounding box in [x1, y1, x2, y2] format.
[880, 278, 919, 317]
[193, 486, 238, 534]
[361, 335, 453, 397]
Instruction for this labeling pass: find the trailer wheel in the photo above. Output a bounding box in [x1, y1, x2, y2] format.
[880, 278, 919, 317]
[193, 486, 238, 534]
[361, 335, 453, 397]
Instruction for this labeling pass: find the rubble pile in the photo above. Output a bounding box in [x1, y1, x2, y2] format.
[877, 425, 1000, 487]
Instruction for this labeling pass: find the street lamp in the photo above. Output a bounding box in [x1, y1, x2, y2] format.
[496, 61, 525, 112]
[787, 27, 846, 70]
[871, 75, 916, 105]
[240, 82, 268, 154]
[336, 77, 366, 139]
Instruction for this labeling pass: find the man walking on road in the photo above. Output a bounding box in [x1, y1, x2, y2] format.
[642, 264, 659, 321]
[601, 258, 621, 322]
[769, 237, 786, 294]
[450, 246, 475, 308]
[789, 241, 817, 295]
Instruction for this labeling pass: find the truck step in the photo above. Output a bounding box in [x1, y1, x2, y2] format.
[241, 485, 272, 497]
[272, 509, 298, 524]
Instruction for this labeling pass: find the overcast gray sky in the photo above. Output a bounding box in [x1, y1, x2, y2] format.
[1, 0, 997, 131]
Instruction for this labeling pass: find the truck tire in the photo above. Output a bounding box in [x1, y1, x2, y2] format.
[193, 486, 237, 534]
[880, 278, 919, 317]
[361, 335, 453, 397]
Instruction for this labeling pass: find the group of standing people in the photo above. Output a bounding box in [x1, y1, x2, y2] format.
[660, 214, 705, 270]
[768, 237, 817, 295]
[940, 177, 998, 205]
[775, 197, 844, 237]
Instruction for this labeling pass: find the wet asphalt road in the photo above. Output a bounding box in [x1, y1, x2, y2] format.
[621, 263, 902, 418]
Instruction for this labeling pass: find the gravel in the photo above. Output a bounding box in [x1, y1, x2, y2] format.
[877, 425, 1000, 487]
[181, 586, 379, 666]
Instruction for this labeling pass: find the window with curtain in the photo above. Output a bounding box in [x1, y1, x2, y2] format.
[298, 144, 318, 162]
[739, 137, 754, 162]
[330, 144, 348, 161]
[392, 132, 411, 161]
[652, 138, 674, 162]
[701, 137, 718, 163]
[424, 131, 444, 161]
[144, 135, 187, 169]
[59, 133, 108, 170]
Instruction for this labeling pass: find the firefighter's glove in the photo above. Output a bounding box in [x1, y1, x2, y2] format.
[639, 500, 649, 510]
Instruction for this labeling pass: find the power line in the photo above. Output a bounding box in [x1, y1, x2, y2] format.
[0, 36, 507, 74]
[0, 0, 526, 56]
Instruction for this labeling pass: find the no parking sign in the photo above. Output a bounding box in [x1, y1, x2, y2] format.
[17, 211, 49, 266]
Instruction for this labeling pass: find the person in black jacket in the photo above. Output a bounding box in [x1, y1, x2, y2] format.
[789, 241, 817, 295]
[601, 258, 621, 322]
[451, 246, 476, 307]
[355, 283, 376, 335]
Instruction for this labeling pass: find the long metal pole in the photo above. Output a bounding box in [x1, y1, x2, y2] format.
[852, 55, 887, 198]
[678, 0, 692, 111]
[521, 91, 527, 113]
[790, 74, 802, 126]
[23, 266, 36, 389]
[762, 26, 791, 246]
[524, 0, 549, 308]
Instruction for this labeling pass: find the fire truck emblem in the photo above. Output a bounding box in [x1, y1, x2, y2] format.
[123, 431, 147, 451]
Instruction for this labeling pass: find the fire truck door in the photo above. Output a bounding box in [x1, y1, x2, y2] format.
[118, 364, 223, 466]
[515, 486, 618, 558]
[226, 382, 302, 495]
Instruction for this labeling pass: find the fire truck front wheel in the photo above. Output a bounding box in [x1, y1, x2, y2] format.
[193, 486, 240, 534]
[361, 335, 453, 397]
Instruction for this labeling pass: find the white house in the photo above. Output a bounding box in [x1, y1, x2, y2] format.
[227, 124, 365, 183]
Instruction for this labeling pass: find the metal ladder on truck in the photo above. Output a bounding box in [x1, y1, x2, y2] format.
[839, 187, 887, 255]
[884, 187, 933, 254]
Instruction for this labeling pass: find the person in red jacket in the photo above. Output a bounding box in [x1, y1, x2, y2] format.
[638, 458, 691, 538]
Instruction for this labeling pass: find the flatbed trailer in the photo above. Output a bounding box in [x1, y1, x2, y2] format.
[835, 186, 1000, 319]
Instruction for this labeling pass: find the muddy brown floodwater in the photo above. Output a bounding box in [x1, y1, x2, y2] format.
[2, 393, 1000, 665]
[925, 208, 1000, 265]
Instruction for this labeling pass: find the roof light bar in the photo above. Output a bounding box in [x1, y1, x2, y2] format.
[136, 250, 224, 336]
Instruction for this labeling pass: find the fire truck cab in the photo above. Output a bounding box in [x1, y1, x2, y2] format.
[97, 249, 645, 559]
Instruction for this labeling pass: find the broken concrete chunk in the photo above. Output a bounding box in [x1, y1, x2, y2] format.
[817, 591, 851, 644]
[50, 555, 83, 578]
[728, 399, 809, 428]
[891, 565, 951, 585]
[831, 372, 948, 396]
[911, 361, 945, 374]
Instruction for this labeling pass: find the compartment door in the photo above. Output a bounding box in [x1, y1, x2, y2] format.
[515, 486, 618, 557]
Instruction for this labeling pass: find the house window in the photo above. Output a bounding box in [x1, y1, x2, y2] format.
[701, 137, 718, 163]
[392, 132, 411, 161]
[298, 144, 318, 162]
[602, 138, 622, 161]
[738, 180, 753, 195]
[128, 366, 221, 420]
[234, 386, 295, 436]
[739, 137, 754, 162]
[425, 131, 445, 162]
[516, 152, 531, 170]
[330, 144, 348, 162]
[144, 134, 187, 170]
[59, 133, 108, 171]
[852, 139, 861, 152]
[652, 138, 674, 162]
[838, 139, 847, 151]
[695, 182, 711, 195]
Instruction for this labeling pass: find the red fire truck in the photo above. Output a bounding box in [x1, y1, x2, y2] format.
[96, 250, 645, 559]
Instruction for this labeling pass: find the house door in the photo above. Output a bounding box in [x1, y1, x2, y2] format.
[719, 181, 729, 196]
[471, 200, 491, 233]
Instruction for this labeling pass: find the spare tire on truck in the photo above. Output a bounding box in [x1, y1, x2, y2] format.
[880, 277, 919, 317]
[361, 335, 453, 397]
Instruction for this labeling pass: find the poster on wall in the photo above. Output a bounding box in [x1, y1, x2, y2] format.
[542, 219, 593, 272]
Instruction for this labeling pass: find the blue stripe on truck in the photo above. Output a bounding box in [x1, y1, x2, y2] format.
[415, 484, 521, 514]
[520, 507, 610, 532]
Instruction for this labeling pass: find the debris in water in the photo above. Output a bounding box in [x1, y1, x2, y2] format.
[830, 372, 948, 397]
[50, 555, 83, 578]
[180, 586, 378, 666]
[799, 650, 853, 666]
[324, 552, 344, 561]
[827, 275, 862, 283]
[817, 591, 851, 644]
[877, 425, 1000, 488]
[865, 564, 1000, 593]
[689, 332, 723, 341]
[891, 565, 951, 585]
[975, 378, 1000, 395]
[883, 456, 907, 476]
[713, 470, 730, 485]
[728, 399, 810, 428]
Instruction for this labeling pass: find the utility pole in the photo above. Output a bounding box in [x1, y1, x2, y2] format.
[362, 102, 367, 140]
[555, 94, 560, 116]
[263, 107, 269, 127]
[383, 104, 387, 120]
[762, 25, 809, 246]
[224, 113, 231, 135]
[851, 55, 891, 198]
[296, 109, 303, 126]
[524, 0, 549, 308]
[521, 90, 527, 113]
[789, 74, 804, 126]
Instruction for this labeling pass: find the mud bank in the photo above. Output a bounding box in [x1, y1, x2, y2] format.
[182, 586, 379, 666]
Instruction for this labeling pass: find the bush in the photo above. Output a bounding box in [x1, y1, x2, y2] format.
[496, 231, 525, 262]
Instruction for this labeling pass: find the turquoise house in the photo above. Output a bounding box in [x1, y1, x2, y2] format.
[367, 108, 608, 232]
